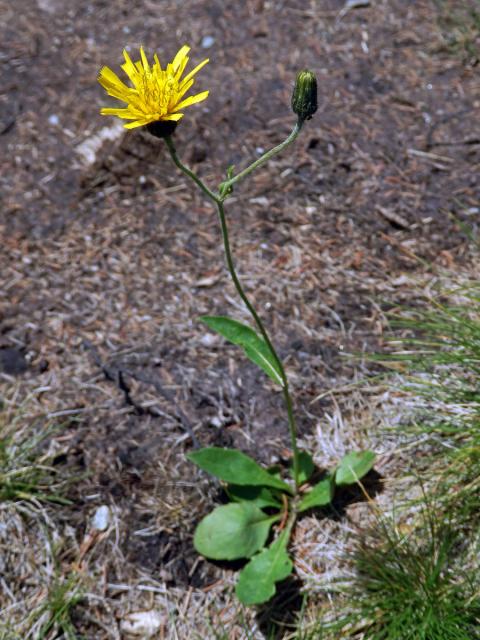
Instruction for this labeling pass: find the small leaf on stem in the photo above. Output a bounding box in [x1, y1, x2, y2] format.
[200, 316, 284, 386]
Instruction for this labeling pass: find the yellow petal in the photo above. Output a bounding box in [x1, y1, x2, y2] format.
[172, 45, 190, 72]
[180, 58, 209, 87]
[170, 78, 194, 108]
[162, 113, 184, 121]
[124, 120, 149, 129]
[98, 66, 123, 87]
[139, 46, 150, 73]
[153, 53, 162, 72]
[121, 49, 140, 85]
[173, 90, 209, 111]
[98, 66, 132, 99]
[175, 54, 190, 81]
[100, 107, 136, 119]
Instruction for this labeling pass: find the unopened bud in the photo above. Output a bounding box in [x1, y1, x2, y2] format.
[291, 70, 317, 122]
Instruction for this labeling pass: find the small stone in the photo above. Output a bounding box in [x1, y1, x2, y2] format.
[91, 505, 110, 531]
[200, 333, 217, 347]
[345, 0, 370, 8]
[121, 611, 165, 638]
[201, 36, 215, 48]
[249, 196, 269, 206]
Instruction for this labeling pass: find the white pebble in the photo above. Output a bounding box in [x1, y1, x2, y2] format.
[91, 505, 110, 531]
[200, 333, 217, 347]
[201, 36, 215, 48]
[121, 611, 165, 638]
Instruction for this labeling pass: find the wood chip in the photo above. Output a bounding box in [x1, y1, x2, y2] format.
[376, 206, 410, 230]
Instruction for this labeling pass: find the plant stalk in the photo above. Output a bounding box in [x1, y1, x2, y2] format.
[164, 130, 302, 488]
[163, 136, 218, 202]
[219, 120, 303, 196]
[215, 200, 301, 488]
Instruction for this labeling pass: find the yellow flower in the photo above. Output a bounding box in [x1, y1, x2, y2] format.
[98, 45, 209, 130]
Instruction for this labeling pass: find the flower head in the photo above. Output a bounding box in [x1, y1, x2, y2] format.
[98, 45, 209, 131]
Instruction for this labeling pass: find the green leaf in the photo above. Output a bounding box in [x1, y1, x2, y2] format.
[295, 451, 315, 484]
[227, 484, 283, 509]
[335, 451, 376, 486]
[187, 447, 293, 493]
[235, 532, 293, 605]
[298, 475, 334, 512]
[193, 503, 278, 560]
[200, 316, 284, 387]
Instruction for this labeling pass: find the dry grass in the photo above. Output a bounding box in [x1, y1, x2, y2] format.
[2, 259, 480, 638]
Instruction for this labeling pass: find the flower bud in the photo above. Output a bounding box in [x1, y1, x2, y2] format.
[291, 70, 317, 122]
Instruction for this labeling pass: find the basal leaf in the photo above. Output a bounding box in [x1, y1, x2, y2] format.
[294, 450, 315, 484]
[187, 447, 293, 493]
[200, 316, 284, 387]
[193, 502, 278, 560]
[235, 532, 293, 605]
[298, 475, 334, 512]
[335, 450, 376, 486]
[227, 484, 283, 509]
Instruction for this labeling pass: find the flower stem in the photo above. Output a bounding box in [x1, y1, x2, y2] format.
[219, 120, 302, 198]
[164, 136, 218, 202]
[163, 130, 301, 489]
[215, 200, 300, 488]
